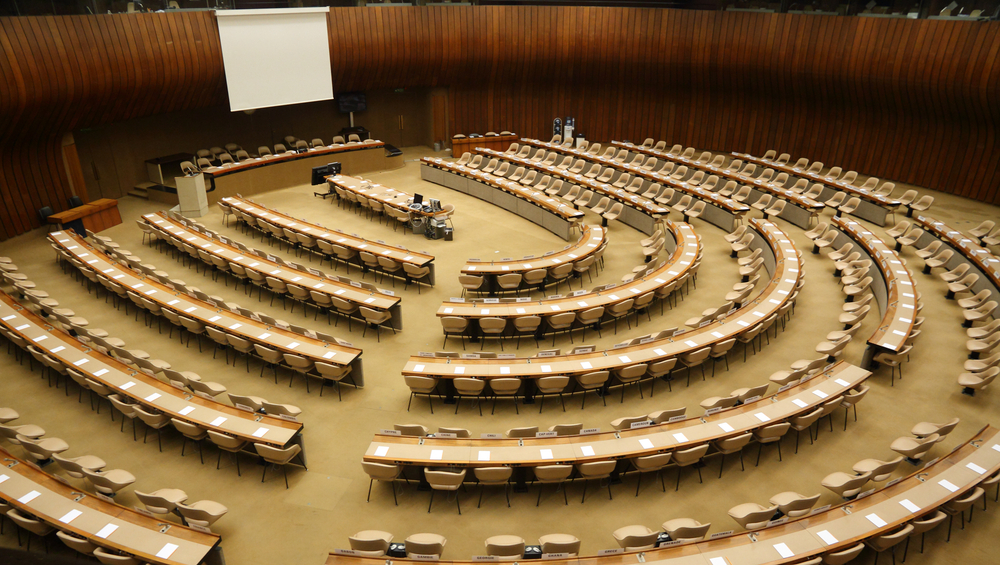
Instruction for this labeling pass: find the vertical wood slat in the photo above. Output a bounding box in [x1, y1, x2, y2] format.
[1, 8, 999, 241]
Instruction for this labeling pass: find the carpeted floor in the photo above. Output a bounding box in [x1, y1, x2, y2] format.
[0, 146, 997, 564]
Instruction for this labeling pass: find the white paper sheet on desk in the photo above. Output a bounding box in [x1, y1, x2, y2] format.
[754, 413, 770, 422]
[709, 558, 728, 565]
[210, 417, 227, 427]
[939, 479, 959, 492]
[817, 530, 838, 545]
[773, 543, 794, 558]
[540, 449, 553, 460]
[718, 423, 734, 432]
[59, 509, 82, 524]
[157, 544, 179, 559]
[792, 399, 808, 408]
[18, 491, 40, 504]
[673, 433, 689, 443]
[478, 451, 490, 461]
[967, 462, 987, 475]
[145, 393, 160, 402]
[581, 446, 595, 456]
[179, 406, 195, 416]
[374, 446, 389, 457]
[95, 524, 118, 538]
[813, 390, 828, 399]
[430, 450, 443, 461]
[120, 381, 135, 390]
[94, 369, 108, 377]
[0, 475, 7, 484]
[253, 428, 268, 438]
[639, 439, 654, 449]
[899, 499, 921, 513]
[835, 379, 850, 386]
[866, 513, 886, 527]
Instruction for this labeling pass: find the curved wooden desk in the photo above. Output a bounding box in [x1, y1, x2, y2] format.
[337, 425, 1000, 565]
[200, 141, 390, 203]
[0, 447, 220, 565]
[475, 147, 669, 236]
[50, 231, 364, 384]
[830, 217, 918, 368]
[511, 139, 748, 232]
[609, 141, 824, 229]
[736, 152, 900, 226]
[370, 361, 867, 469]
[452, 133, 518, 156]
[0, 291, 302, 450]
[460, 224, 606, 279]
[403, 218, 800, 401]
[438, 222, 699, 335]
[327, 174, 446, 218]
[223, 195, 436, 285]
[420, 158, 585, 241]
[142, 212, 402, 330]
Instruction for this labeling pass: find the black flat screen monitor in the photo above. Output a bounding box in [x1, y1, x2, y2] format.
[338, 92, 367, 113]
[413, 194, 423, 205]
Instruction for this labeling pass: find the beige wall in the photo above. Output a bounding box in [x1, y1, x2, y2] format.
[74, 87, 441, 200]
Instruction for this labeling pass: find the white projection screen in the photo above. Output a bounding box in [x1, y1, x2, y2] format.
[216, 8, 334, 112]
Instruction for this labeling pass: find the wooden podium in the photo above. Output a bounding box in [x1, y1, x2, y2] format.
[46, 198, 122, 235]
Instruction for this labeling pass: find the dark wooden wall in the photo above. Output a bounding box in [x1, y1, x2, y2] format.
[2, 8, 999, 239]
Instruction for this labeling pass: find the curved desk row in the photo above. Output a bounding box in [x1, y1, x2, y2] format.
[326, 174, 446, 219]
[912, 215, 1000, 317]
[342, 425, 1000, 565]
[735, 152, 900, 226]
[0, 446, 220, 565]
[0, 290, 302, 451]
[475, 147, 669, 235]
[370, 361, 867, 469]
[830, 217, 918, 368]
[223, 196, 436, 285]
[513, 140, 748, 232]
[50, 231, 364, 384]
[461, 224, 606, 279]
[610, 141, 824, 230]
[420, 158, 584, 241]
[142, 212, 403, 330]
[403, 218, 801, 388]
[438, 222, 699, 333]
[199, 141, 392, 203]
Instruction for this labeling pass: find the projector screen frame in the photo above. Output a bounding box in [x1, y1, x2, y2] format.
[215, 8, 335, 113]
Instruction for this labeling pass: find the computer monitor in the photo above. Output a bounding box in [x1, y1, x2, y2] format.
[413, 194, 423, 205]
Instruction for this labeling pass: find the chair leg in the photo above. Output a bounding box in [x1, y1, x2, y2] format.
[428, 490, 435, 513]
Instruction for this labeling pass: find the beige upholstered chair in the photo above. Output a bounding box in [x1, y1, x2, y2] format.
[404, 533, 447, 558]
[612, 524, 658, 551]
[425, 467, 467, 513]
[349, 530, 394, 557]
[405, 375, 439, 413]
[538, 533, 580, 556]
[363, 461, 402, 505]
[485, 535, 525, 560]
[728, 502, 778, 530]
[533, 464, 573, 506]
[661, 518, 710, 542]
[672, 444, 710, 490]
[255, 443, 302, 488]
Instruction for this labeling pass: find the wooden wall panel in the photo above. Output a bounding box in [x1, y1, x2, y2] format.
[2, 8, 999, 240]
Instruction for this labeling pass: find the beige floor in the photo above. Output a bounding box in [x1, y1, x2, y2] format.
[1, 146, 998, 565]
